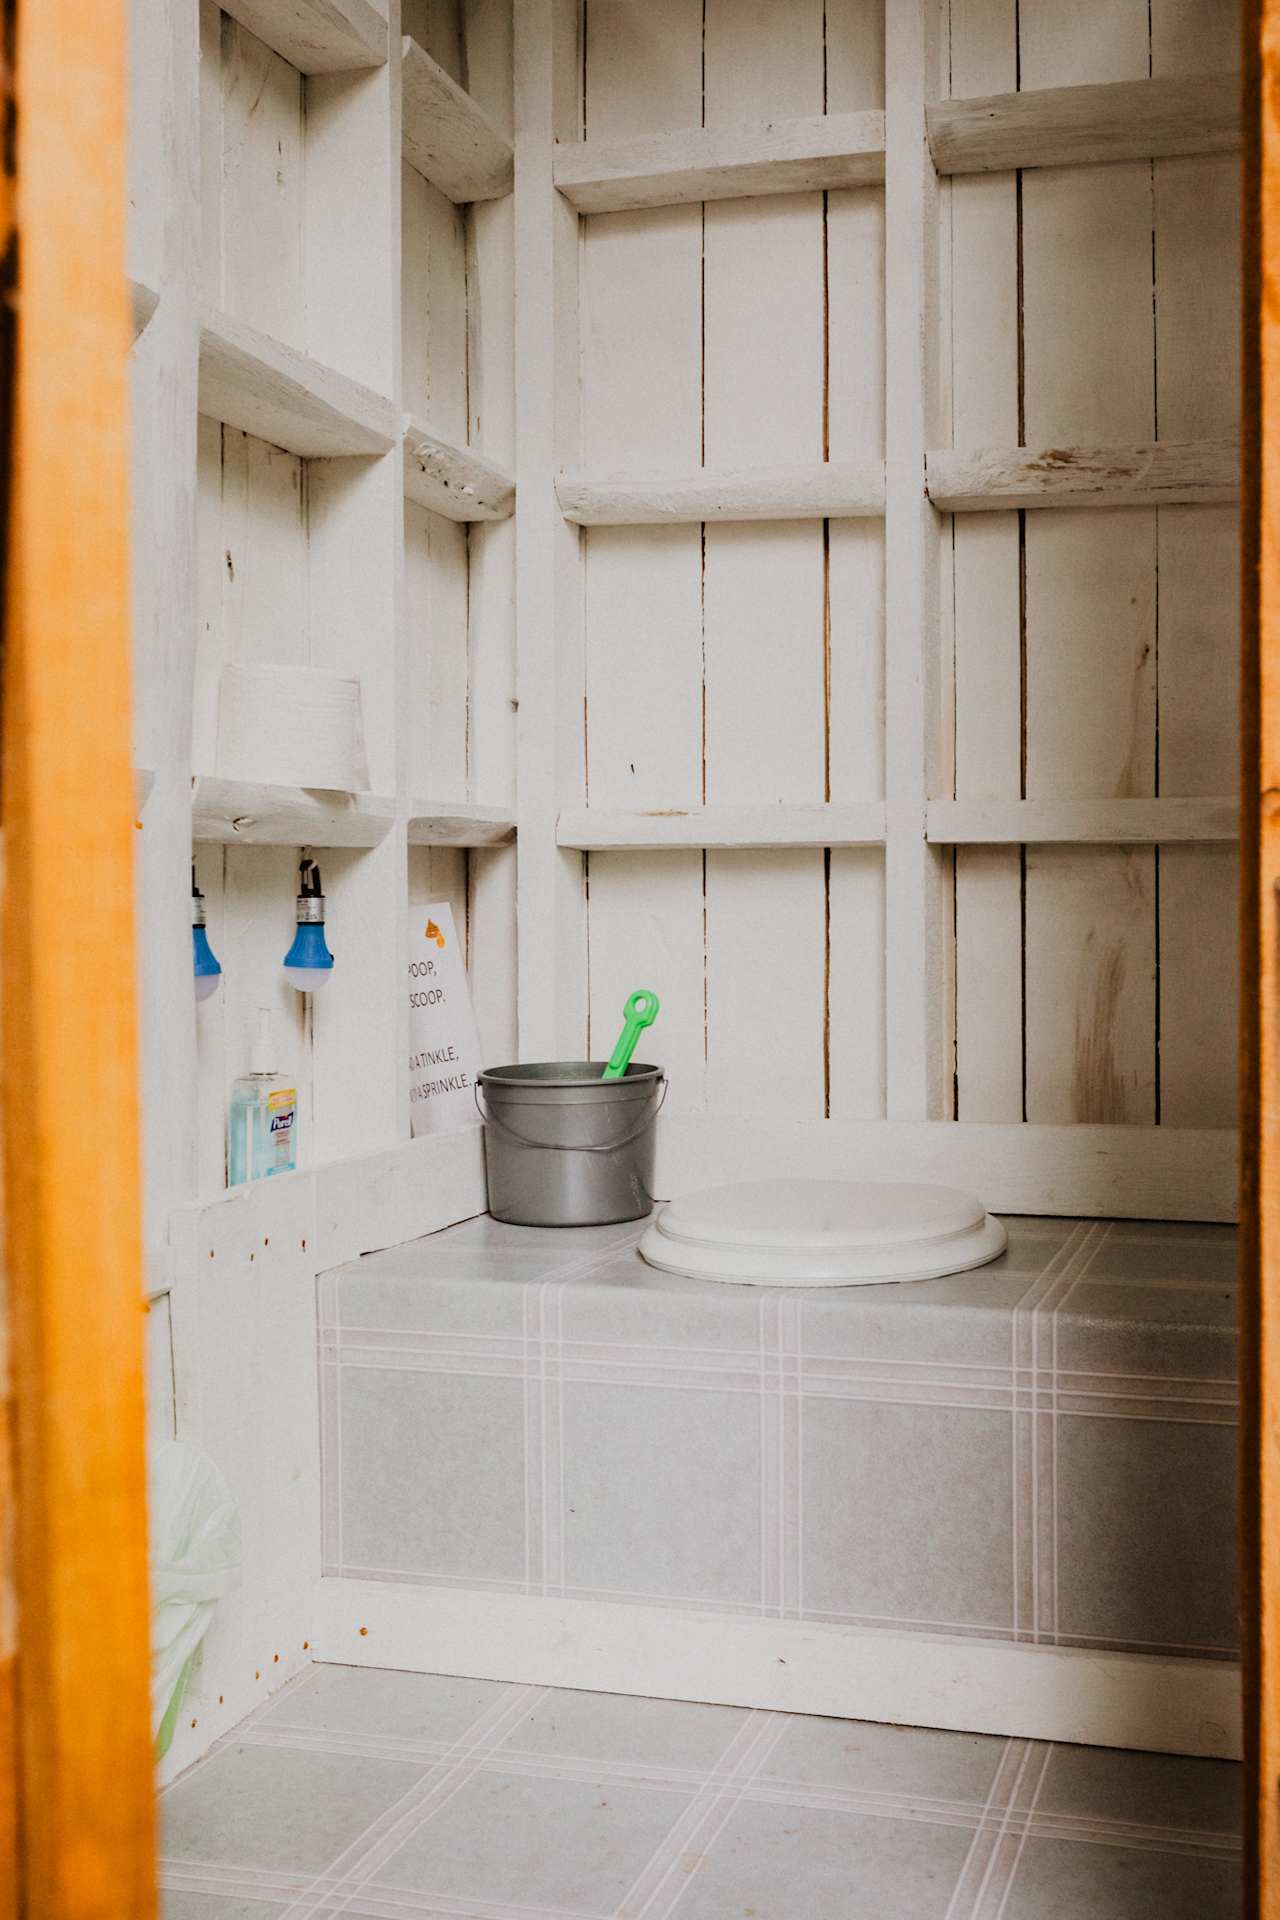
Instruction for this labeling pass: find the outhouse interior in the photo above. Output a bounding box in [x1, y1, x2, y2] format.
[136, 1, 1247, 1913]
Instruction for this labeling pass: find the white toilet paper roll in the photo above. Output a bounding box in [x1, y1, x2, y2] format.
[215, 662, 368, 792]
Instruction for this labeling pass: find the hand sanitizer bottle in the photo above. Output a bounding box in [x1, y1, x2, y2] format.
[228, 1009, 298, 1186]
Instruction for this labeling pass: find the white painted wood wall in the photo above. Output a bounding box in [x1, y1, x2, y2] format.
[128, 0, 1241, 1776]
[132, 0, 517, 1775]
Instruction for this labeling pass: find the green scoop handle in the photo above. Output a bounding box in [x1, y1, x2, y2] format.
[601, 988, 660, 1081]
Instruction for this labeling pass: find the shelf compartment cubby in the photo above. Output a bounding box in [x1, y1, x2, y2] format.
[557, 804, 888, 852]
[927, 71, 1239, 177]
[218, 0, 388, 75]
[557, 460, 887, 527]
[202, 6, 395, 391]
[554, 109, 886, 215]
[199, 309, 397, 458]
[402, 415, 514, 522]
[401, 35, 513, 204]
[926, 439, 1239, 513]
[927, 799, 1240, 847]
[192, 778, 398, 848]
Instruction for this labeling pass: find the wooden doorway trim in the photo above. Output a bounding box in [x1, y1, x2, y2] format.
[2, 0, 155, 1911]
[1244, 1, 1280, 1912]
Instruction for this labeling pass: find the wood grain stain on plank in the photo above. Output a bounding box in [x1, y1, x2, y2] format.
[1070, 937, 1130, 1122]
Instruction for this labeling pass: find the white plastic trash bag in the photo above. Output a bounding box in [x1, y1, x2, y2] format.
[149, 1441, 241, 1758]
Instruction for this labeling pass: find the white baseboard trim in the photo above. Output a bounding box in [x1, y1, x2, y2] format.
[311, 1579, 1241, 1761]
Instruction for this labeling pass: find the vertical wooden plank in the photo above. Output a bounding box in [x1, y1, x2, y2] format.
[401, 165, 468, 433]
[948, 0, 1022, 1122]
[218, 16, 304, 346]
[884, 0, 950, 1117]
[305, 65, 395, 391]
[1240, 3, 1275, 1905]
[1153, 0, 1243, 1132]
[6, 0, 155, 1902]
[218, 430, 309, 678]
[408, 844, 468, 928]
[513, 0, 587, 1059]
[1020, 0, 1157, 1127]
[587, 852, 707, 1109]
[198, 0, 224, 311]
[826, 0, 886, 111]
[193, 415, 227, 773]
[468, 843, 518, 1067]
[705, 852, 826, 1118]
[309, 457, 399, 802]
[580, 0, 704, 1080]
[582, 0, 702, 136]
[311, 837, 406, 1163]
[465, 0, 518, 1061]
[193, 845, 230, 1198]
[1153, 0, 1241, 71]
[702, 0, 828, 1121]
[404, 502, 470, 798]
[403, 0, 466, 79]
[308, 448, 403, 1160]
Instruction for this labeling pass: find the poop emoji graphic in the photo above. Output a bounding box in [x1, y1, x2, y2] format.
[424, 919, 446, 949]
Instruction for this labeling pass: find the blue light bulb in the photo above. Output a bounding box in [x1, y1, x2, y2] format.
[282, 919, 334, 991]
[283, 856, 334, 992]
[192, 868, 222, 1002]
[193, 923, 223, 1001]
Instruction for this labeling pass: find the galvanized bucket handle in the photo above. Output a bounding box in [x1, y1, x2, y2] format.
[475, 1076, 668, 1154]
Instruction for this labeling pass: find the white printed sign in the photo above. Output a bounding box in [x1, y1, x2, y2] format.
[407, 903, 484, 1137]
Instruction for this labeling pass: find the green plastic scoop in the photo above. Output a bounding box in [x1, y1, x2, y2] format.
[601, 988, 660, 1081]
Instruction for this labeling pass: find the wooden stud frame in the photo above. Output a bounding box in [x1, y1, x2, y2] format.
[6, 0, 155, 1906]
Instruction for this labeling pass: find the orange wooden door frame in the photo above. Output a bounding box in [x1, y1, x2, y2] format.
[2, 0, 155, 1911]
[1245, 2, 1280, 1914]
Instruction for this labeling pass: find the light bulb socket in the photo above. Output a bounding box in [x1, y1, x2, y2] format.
[297, 856, 325, 922]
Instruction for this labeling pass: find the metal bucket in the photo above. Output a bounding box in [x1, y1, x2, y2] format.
[476, 1061, 666, 1227]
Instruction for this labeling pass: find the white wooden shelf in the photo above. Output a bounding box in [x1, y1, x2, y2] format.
[927, 798, 1239, 846]
[557, 460, 886, 527]
[403, 415, 514, 521]
[557, 804, 887, 852]
[219, 0, 388, 75]
[925, 439, 1238, 513]
[199, 310, 398, 460]
[927, 72, 1239, 176]
[130, 277, 159, 340]
[401, 37, 513, 204]
[191, 778, 397, 847]
[408, 803, 517, 847]
[554, 109, 885, 214]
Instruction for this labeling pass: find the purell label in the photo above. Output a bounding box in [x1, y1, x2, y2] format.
[407, 904, 483, 1138]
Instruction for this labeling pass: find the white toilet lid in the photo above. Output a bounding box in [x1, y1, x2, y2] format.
[638, 1179, 1008, 1287]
